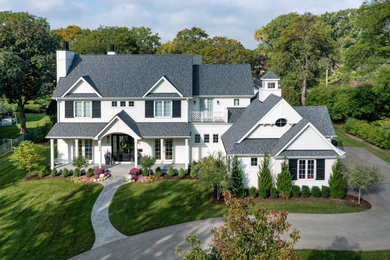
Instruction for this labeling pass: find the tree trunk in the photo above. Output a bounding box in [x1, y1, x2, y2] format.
[358, 188, 361, 205]
[18, 102, 27, 134]
[29, 169, 31, 179]
[216, 190, 220, 200]
[301, 76, 307, 106]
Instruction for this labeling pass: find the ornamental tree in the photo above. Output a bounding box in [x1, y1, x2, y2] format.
[72, 156, 88, 169]
[9, 141, 45, 179]
[176, 192, 300, 259]
[140, 155, 155, 176]
[276, 160, 292, 199]
[329, 159, 346, 199]
[230, 156, 245, 198]
[344, 163, 384, 205]
[258, 153, 272, 191]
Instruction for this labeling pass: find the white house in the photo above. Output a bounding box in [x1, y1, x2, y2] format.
[47, 43, 345, 188]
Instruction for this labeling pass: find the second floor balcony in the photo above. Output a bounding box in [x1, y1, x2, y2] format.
[191, 110, 226, 122]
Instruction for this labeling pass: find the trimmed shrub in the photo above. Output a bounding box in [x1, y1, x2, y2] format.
[38, 168, 46, 178]
[140, 155, 156, 177]
[329, 159, 346, 199]
[258, 153, 272, 190]
[231, 156, 245, 198]
[62, 168, 69, 177]
[270, 187, 278, 199]
[302, 186, 310, 197]
[155, 167, 162, 177]
[51, 169, 57, 177]
[86, 168, 94, 177]
[142, 167, 149, 176]
[292, 185, 300, 197]
[249, 187, 257, 198]
[312, 186, 321, 198]
[45, 165, 51, 174]
[168, 166, 175, 177]
[72, 156, 88, 169]
[276, 160, 292, 199]
[178, 168, 185, 178]
[321, 186, 330, 198]
[190, 161, 196, 178]
[259, 187, 268, 199]
[74, 168, 80, 177]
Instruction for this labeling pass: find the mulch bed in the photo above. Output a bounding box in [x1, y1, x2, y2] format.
[208, 190, 371, 209]
[161, 174, 195, 180]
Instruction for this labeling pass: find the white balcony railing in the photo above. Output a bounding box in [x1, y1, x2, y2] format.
[191, 111, 226, 122]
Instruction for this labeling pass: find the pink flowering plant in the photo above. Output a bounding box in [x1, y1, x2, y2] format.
[129, 168, 140, 175]
[94, 174, 99, 179]
[94, 168, 104, 174]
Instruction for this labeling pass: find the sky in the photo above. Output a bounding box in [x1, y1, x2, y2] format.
[0, 0, 362, 49]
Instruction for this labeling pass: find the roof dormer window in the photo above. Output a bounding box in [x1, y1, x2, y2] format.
[267, 82, 276, 89]
[275, 118, 287, 127]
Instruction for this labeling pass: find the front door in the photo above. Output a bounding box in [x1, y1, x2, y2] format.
[111, 134, 134, 162]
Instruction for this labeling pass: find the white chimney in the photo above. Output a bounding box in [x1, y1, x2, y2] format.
[107, 44, 117, 55]
[56, 42, 75, 82]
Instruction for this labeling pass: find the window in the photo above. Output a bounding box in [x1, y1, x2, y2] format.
[268, 82, 276, 89]
[155, 139, 161, 160]
[200, 98, 213, 112]
[298, 159, 316, 179]
[275, 118, 287, 127]
[213, 134, 219, 143]
[154, 101, 172, 117]
[165, 139, 173, 160]
[75, 101, 91, 118]
[78, 139, 93, 161]
[251, 158, 258, 166]
[112, 101, 117, 107]
[234, 99, 239, 106]
[120, 101, 126, 107]
[195, 134, 201, 143]
[129, 101, 134, 107]
[204, 134, 209, 143]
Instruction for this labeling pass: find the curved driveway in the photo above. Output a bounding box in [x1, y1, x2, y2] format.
[71, 147, 390, 259]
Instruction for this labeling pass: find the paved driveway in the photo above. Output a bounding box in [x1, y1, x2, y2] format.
[71, 147, 390, 260]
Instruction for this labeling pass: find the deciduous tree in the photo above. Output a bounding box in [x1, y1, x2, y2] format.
[9, 141, 45, 179]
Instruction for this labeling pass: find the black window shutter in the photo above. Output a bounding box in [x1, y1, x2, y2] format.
[172, 100, 181, 118]
[289, 159, 297, 180]
[92, 101, 101, 118]
[65, 101, 74, 118]
[145, 101, 154, 118]
[316, 159, 325, 180]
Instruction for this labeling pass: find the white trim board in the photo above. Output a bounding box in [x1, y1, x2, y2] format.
[61, 76, 102, 98]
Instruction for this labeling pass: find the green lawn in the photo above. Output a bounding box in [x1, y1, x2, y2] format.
[0, 145, 103, 260]
[0, 113, 51, 139]
[297, 249, 390, 259]
[334, 126, 390, 164]
[109, 179, 364, 236]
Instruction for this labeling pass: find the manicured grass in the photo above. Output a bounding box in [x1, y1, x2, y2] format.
[0, 113, 51, 139]
[297, 249, 390, 259]
[109, 179, 365, 236]
[334, 126, 390, 164]
[0, 145, 103, 260]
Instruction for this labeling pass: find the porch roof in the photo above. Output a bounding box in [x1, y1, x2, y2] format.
[46, 123, 106, 138]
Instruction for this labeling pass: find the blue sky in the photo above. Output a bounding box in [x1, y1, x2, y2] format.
[0, 0, 362, 49]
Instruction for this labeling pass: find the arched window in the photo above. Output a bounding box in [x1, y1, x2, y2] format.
[275, 118, 287, 127]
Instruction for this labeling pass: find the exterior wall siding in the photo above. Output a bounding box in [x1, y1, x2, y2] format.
[287, 127, 331, 150]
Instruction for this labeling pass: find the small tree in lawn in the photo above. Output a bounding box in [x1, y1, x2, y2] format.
[329, 159, 346, 199]
[196, 153, 230, 200]
[140, 155, 155, 176]
[344, 163, 384, 205]
[72, 156, 88, 170]
[9, 141, 44, 179]
[258, 153, 272, 191]
[230, 156, 245, 198]
[176, 192, 300, 259]
[276, 160, 292, 199]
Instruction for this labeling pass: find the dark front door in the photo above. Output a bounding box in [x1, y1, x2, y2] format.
[111, 134, 134, 162]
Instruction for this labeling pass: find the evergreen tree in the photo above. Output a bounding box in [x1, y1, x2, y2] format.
[328, 159, 346, 199]
[257, 153, 272, 191]
[231, 156, 245, 198]
[276, 160, 292, 199]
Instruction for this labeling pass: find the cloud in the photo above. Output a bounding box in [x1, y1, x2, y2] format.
[0, 0, 362, 49]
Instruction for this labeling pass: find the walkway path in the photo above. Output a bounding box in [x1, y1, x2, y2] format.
[72, 147, 390, 259]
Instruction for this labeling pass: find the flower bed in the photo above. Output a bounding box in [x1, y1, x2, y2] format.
[71, 176, 95, 183]
[125, 169, 153, 183]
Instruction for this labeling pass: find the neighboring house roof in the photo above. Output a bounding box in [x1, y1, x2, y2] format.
[293, 106, 336, 137]
[47, 123, 106, 138]
[137, 123, 191, 137]
[53, 54, 194, 98]
[278, 150, 339, 157]
[261, 70, 280, 80]
[253, 77, 262, 90]
[193, 64, 253, 96]
[227, 108, 246, 123]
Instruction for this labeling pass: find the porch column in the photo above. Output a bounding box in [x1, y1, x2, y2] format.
[75, 139, 79, 158]
[50, 139, 55, 170]
[160, 138, 165, 167]
[185, 138, 189, 170]
[98, 140, 102, 168]
[134, 139, 138, 167]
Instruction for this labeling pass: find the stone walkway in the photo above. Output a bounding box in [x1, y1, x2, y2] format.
[72, 147, 390, 259]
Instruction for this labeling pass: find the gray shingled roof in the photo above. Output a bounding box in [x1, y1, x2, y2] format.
[193, 64, 253, 96]
[227, 108, 246, 123]
[261, 70, 280, 80]
[116, 110, 141, 137]
[293, 106, 335, 137]
[53, 54, 194, 98]
[137, 123, 191, 137]
[253, 77, 262, 90]
[221, 94, 282, 153]
[278, 150, 338, 157]
[64, 93, 99, 98]
[227, 138, 278, 155]
[145, 93, 181, 98]
[47, 123, 106, 138]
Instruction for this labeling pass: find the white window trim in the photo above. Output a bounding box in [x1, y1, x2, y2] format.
[78, 139, 93, 163]
[74, 101, 92, 118]
[297, 159, 316, 180]
[234, 99, 239, 106]
[154, 100, 172, 118]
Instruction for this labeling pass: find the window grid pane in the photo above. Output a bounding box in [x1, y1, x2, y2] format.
[84, 101, 91, 117]
[112, 101, 117, 107]
[85, 139, 92, 160]
[213, 134, 218, 143]
[195, 134, 200, 143]
[165, 139, 173, 160]
[307, 160, 315, 179]
[75, 101, 82, 117]
[155, 139, 161, 160]
[234, 99, 239, 106]
[164, 101, 171, 117]
[251, 158, 257, 166]
[299, 160, 306, 179]
[129, 101, 134, 107]
[155, 101, 162, 117]
[268, 82, 275, 88]
[120, 101, 126, 107]
[204, 134, 209, 143]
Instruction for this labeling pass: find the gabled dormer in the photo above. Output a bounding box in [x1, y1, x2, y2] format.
[259, 70, 281, 102]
